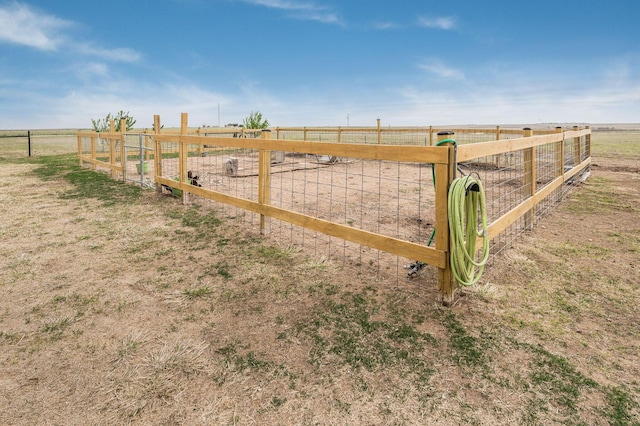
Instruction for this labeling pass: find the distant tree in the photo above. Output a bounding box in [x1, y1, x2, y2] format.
[91, 110, 136, 132]
[242, 111, 269, 130]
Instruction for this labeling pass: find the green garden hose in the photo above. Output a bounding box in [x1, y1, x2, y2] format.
[408, 138, 489, 286]
[448, 175, 489, 286]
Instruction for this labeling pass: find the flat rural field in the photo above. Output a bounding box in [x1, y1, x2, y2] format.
[0, 129, 638, 425]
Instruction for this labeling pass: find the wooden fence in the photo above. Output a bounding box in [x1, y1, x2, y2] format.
[77, 114, 591, 305]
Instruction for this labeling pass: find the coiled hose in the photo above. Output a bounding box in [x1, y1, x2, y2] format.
[448, 175, 489, 286]
[407, 139, 489, 286]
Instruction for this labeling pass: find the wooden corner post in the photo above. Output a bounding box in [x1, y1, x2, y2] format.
[259, 130, 272, 235]
[523, 128, 536, 230]
[435, 131, 456, 305]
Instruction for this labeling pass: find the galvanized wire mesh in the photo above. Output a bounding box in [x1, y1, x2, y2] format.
[160, 138, 437, 286]
[80, 126, 591, 288]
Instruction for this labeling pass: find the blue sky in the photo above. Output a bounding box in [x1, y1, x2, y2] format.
[0, 0, 638, 129]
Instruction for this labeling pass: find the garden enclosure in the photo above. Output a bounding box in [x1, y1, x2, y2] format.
[77, 114, 591, 304]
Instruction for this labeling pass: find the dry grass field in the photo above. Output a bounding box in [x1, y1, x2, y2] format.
[0, 128, 638, 425]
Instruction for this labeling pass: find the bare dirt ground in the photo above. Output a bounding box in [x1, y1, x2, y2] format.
[0, 134, 638, 425]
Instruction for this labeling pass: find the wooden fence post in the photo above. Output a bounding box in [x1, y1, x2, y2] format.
[555, 126, 564, 178]
[109, 120, 116, 178]
[436, 131, 456, 305]
[494, 126, 502, 170]
[90, 135, 97, 170]
[197, 127, 204, 156]
[154, 114, 163, 194]
[523, 128, 536, 230]
[377, 118, 382, 145]
[573, 125, 581, 165]
[78, 134, 84, 167]
[180, 113, 189, 204]
[120, 118, 127, 182]
[259, 130, 272, 235]
[585, 125, 591, 158]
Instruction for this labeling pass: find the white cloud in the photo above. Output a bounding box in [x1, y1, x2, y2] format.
[373, 21, 398, 30]
[83, 63, 110, 78]
[75, 44, 141, 63]
[0, 3, 140, 63]
[417, 16, 456, 30]
[291, 11, 341, 24]
[242, 0, 316, 10]
[418, 60, 465, 80]
[0, 2, 71, 50]
[239, 0, 343, 25]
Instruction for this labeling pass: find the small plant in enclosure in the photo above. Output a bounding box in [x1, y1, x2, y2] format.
[242, 111, 269, 129]
[91, 110, 137, 132]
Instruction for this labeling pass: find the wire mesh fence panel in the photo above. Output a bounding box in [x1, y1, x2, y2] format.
[380, 130, 431, 146]
[489, 216, 527, 261]
[460, 151, 526, 224]
[186, 141, 261, 224]
[165, 138, 440, 285]
[499, 130, 526, 140]
[341, 130, 379, 144]
[276, 129, 304, 141]
[446, 130, 493, 145]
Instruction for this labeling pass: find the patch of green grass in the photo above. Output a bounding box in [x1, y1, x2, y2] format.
[116, 336, 143, 361]
[602, 385, 640, 426]
[255, 245, 295, 266]
[199, 260, 233, 280]
[440, 311, 487, 368]
[607, 230, 640, 253]
[0, 331, 21, 344]
[567, 175, 638, 214]
[530, 346, 598, 411]
[40, 317, 72, 340]
[215, 261, 232, 279]
[63, 168, 142, 206]
[548, 241, 610, 258]
[51, 292, 100, 318]
[592, 131, 640, 158]
[296, 290, 437, 384]
[24, 154, 142, 206]
[504, 338, 599, 417]
[215, 342, 272, 372]
[270, 395, 287, 408]
[166, 207, 222, 243]
[183, 285, 213, 299]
